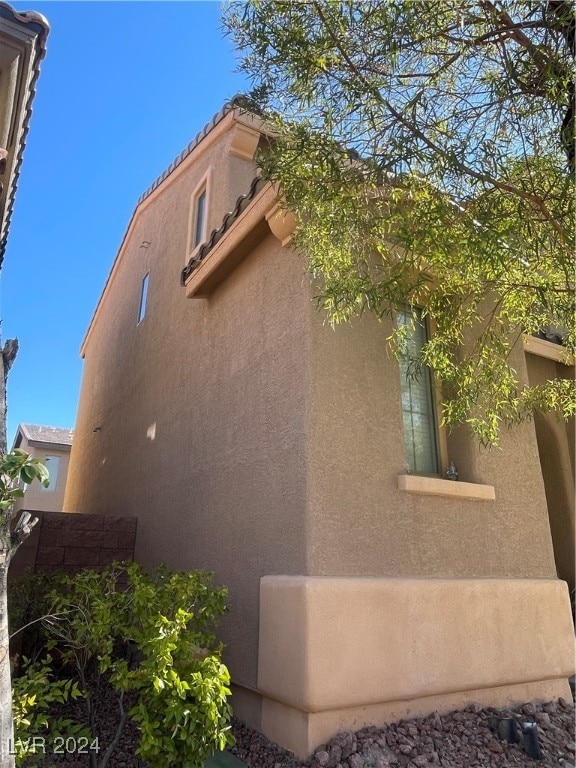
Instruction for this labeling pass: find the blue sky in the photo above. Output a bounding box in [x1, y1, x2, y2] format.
[4, 1, 247, 446]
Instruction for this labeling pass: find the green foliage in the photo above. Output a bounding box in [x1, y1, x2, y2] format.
[9, 573, 57, 662]
[12, 656, 87, 766]
[41, 563, 233, 768]
[0, 452, 50, 768]
[225, 1, 575, 444]
[0, 449, 49, 512]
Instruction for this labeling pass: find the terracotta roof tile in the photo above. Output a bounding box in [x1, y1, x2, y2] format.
[137, 94, 261, 208]
[0, 2, 49, 266]
[80, 96, 262, 355]
[181, 175, 268, 285]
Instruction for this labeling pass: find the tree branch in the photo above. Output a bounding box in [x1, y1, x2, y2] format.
[311, 1, 568, 240]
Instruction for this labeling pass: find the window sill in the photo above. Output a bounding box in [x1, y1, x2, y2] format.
[522, 334, 574, 365]
[398, 474, 495, 501]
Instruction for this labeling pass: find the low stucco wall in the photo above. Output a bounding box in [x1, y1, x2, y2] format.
[258, 576, 575, 756]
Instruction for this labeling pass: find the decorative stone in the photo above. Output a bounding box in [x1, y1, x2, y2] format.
[333, 732, 357, 760]
[328, 745, 342, 768]
[349, 754, 365, 768]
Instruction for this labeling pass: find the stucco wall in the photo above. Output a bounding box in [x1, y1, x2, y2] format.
[259, 576, 575, 756]
[525, 352, 575, 588]
[64, 123, 310, 690]
[306, 309, 557, 579]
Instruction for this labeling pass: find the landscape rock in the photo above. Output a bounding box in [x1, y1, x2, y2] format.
[232, 699, 575, 768]
[332, 732, 357, 760]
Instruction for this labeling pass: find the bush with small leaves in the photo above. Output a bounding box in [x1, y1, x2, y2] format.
[41, 562, 233, 768]
[12, 655, 88, 766]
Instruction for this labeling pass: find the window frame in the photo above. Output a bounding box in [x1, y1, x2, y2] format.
[396, 308, 447, 477]
[186, 167, 213, 262]
[193, 188, 207, 249]
[40, 455, 60, 493]
[137, 271, 150, 325]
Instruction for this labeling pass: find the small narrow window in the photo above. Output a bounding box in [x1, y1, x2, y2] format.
[40, 455, 60, 492]
[397, 308, 439, 475]
[186, 169, 212, 262]
[194, 189, 207, 248]
[137, 272, 149, 324]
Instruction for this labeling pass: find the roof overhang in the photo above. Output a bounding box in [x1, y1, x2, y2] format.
[182, 181, 297, 298]
[522, 334, 575, 365]
[0, 2, 49, 266]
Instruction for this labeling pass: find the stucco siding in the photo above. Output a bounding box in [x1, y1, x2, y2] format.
[525, 353, 575, 587]
[64, 128, 311, 687]
[306, 308, 557, 578]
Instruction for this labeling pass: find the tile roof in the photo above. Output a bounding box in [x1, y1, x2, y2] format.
[0, 2, 50, 267]
[80, 95, 263, 355]
[137, 94, 261, 208]
[20, 423, 74, 447]
[181, 175, 268, 285]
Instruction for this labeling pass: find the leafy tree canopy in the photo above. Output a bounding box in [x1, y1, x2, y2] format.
[224, 0, 575, 444]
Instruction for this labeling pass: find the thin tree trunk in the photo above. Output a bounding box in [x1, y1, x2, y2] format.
[0, 333, 18, 767]
[0, 560, 15, 768]
[0, 331, 7, 455]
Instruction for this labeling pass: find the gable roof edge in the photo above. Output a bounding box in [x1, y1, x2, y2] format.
[80, 101, 264, 359]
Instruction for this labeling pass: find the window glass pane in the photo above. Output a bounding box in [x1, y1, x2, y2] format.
[397, 309, 439, 475]
[194, 190, 206, 247]
[138, 273, 149, 324]
[40, 455, 60, 492]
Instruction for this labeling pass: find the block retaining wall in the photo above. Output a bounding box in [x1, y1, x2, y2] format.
[10, 511, 138, 578]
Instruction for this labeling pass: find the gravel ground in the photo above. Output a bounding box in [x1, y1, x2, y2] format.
[231, 699, 576, 768]
[33, 694, 574, 767]
[37, 681, 147, 768]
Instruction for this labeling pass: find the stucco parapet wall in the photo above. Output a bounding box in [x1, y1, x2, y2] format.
[398, 474, 495, 501]
[259, 575, 575, 713]
[184, 182, 292, 298]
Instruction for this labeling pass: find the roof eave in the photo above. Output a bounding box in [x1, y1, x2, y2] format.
[0, 2, 49, 266]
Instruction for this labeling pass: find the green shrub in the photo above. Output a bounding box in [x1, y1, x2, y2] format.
[41, 562, 234, 768]
[9, 572, 61, 665]
[12, 656, 88, 766]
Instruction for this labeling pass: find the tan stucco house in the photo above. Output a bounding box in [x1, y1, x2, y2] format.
[63, 100, 575, 757]
[12, 423, 73, 514]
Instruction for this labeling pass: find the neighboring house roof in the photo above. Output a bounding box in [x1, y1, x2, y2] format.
[14, 423, 73, 451]
[0, 2, 49, 267]
[181, 175, 268, 285]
